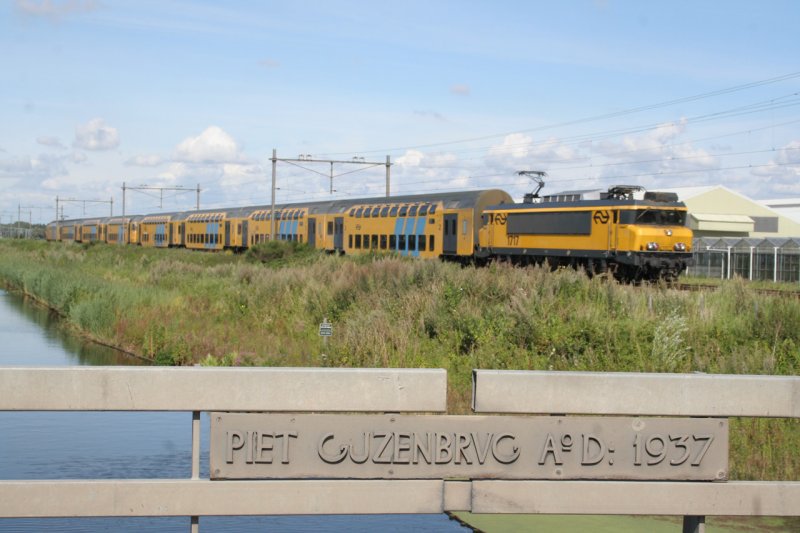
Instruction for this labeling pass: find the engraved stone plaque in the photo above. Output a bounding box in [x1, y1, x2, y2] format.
[210, 414, 728, 481]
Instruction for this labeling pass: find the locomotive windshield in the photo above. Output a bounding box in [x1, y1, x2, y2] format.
[620, 209, 686, 226]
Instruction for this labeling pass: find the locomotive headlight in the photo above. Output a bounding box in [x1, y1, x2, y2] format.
[674, 242, 687, 252]
[646, 242, 659, 251]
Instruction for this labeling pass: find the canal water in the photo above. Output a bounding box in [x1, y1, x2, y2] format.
[0, 289, 469, 532]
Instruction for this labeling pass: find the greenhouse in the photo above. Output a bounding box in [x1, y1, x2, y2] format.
[689, 237, 800, 283]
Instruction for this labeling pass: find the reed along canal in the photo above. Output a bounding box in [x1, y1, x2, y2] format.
[0, 289, 468, 532]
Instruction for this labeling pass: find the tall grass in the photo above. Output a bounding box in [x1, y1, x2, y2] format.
[1, 239, 798, 480]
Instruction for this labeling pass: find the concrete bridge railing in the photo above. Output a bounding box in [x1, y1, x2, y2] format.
[1, 366, 799, 533]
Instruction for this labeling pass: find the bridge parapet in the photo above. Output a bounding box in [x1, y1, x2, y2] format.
[0, 367, 798, 533]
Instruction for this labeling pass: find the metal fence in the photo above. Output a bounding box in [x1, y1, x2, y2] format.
[688, 237, 800, 283]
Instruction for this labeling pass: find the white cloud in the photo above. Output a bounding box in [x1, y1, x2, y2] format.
[450, 84, 470, 96]
[591, 119, 718, 187]
[158, 162, 191, 182]
[488, 133, 579, 164]
[37, 135, 65, 148]
[395, 149, 425, 167]
[221, 163, 262, 185]
[173, 126, 242, 164]
[0, 153, 68, 180]
[74, 118, 120, 151]
[125, 154, 164, 167]
[751, 140, 800, 196]
[489, 133, 534, 159]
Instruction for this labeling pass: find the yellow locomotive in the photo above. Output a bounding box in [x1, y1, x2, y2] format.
[479, 185, 692, 281]
[45, 185, 691, 280]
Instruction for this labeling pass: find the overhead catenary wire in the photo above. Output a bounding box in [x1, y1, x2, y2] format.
[73, 73, 800, 216]
[315, 71, 800, 157]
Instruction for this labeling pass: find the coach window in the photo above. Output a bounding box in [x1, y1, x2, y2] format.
[389, 206, 398, 217]
[355, 207, 364, 218]
[349, 208, 355, 216]
[372, 207, 381, 218]
[355, 234, 362, 249]
[399, 235, 406, 250]
[371, 235, 378, 248]
[409, 235, 417, 251]
[409, 205, 418, 217]
[419, 235, 426, 251]
[429, 205, 437, 214]
[399, 206, 408, 217]
[327, 222, 333, 235]
[419, 205, 429, 216]
[237, 224, 242, 235]
[380, 235, 387, 249]
[390, 235, 397, 249]
[380, 207, 389, 217]
[429, 235, 435, 250]
[349, 235, 353, 248]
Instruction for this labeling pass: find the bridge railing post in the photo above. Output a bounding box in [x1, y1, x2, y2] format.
[683, 515, 705, 533]
[191, 410, 200, 532]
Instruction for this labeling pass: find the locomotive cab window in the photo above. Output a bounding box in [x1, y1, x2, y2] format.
[620, 209, 686, 226]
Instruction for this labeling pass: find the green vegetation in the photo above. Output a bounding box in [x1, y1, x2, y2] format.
[453, 513, 800, 533]
[1, 239, 799, 481]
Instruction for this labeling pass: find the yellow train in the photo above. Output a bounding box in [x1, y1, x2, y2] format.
[46, 186, 692, 281]
[479, 186, 692, 281]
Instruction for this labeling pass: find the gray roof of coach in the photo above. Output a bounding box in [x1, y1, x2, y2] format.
[240, 189, 510, 216]
[48, 189, 511, 225]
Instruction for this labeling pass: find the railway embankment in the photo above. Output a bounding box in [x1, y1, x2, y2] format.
[1, 238, 798, 481]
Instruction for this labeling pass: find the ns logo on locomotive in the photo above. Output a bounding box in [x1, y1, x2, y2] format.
[47, 178, 692, 282]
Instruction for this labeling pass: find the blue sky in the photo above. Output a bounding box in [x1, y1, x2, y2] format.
[1, 0, 799, 223]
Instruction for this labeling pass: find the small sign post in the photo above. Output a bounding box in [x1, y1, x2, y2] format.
[318, 318, 333, 337]
[319, 318, 332, 362]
